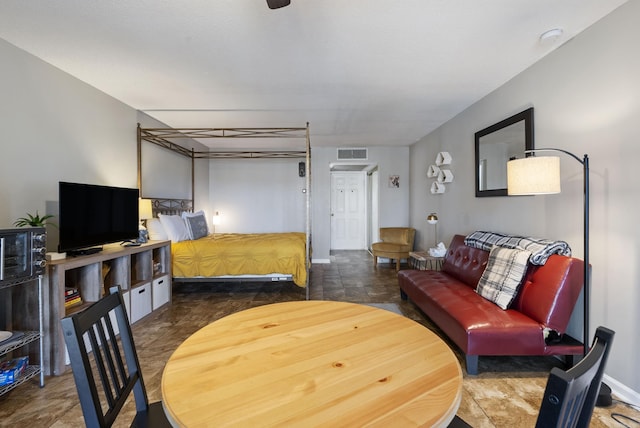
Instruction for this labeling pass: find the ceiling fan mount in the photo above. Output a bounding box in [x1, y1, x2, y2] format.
[266, 0, 290, 9]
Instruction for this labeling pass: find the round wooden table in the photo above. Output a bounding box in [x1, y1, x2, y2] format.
[161, 300, 462, 427]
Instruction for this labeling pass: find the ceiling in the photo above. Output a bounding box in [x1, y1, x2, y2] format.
[0, 0, 627, 150]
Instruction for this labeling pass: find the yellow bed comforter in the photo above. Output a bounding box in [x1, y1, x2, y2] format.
[171, 232, 307, 287]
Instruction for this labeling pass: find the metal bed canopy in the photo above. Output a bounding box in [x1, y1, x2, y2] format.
[137, 125, 309, 159]
[136, 123, 312, 296]
[137, 122, 311, 193]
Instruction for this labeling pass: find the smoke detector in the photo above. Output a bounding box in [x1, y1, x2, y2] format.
[539, 28, 564, 45]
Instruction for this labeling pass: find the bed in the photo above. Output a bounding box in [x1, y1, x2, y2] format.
[171, 232, 307, 287]
[137, 125, 311, 299]
[146, 200, 309, 293]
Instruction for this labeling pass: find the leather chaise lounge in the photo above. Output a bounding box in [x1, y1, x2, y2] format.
[398, 234, 585, 374]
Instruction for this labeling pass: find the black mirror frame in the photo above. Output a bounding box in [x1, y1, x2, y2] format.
[474, 107, 534, 197]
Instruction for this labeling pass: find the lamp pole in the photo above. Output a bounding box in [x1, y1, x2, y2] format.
[525, 148, 589, 356]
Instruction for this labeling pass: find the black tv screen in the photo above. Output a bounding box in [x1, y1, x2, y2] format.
[58, 182, 139, 254]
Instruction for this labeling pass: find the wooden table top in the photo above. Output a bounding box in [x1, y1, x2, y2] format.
[161, 300, 462, 427]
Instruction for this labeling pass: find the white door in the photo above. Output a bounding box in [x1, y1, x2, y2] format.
[331, 172, 366, 249]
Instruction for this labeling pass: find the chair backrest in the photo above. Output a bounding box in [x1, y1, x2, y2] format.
[61, 291, 151, 428]
[379, 227, 415, 246]
[535, 326, 615, 428]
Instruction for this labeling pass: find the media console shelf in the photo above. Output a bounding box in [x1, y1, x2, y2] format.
[46, 240, 172, 376]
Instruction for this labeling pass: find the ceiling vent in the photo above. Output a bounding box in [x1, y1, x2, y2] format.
[337, 148, 368, 160]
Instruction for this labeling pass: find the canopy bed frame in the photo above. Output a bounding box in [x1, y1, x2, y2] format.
[136, 123, 311, 299]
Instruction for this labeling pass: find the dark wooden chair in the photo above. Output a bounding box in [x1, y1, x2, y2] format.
[61, 290, 171, 428]
[451, 326, 614, 428]
[535, 326, 614, 428]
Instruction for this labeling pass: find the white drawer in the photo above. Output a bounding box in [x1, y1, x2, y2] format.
[130, 283, 151, 323]
[152, 275, 170, 310]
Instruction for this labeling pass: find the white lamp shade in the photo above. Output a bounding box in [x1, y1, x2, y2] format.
[139, 198, 153, 220]
[507, 156, 561, 195]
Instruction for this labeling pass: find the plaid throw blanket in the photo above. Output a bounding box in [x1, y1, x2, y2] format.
[464, 231, 572, 265]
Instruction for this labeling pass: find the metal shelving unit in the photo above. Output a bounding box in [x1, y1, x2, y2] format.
[0, 275, 45, 395]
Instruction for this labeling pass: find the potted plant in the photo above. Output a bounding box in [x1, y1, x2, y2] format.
[14, 211, 56, 228]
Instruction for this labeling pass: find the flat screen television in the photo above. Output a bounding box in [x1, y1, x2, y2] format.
[58, 181, 139, 255]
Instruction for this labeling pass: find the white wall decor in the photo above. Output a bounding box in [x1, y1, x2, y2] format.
[427, 165, 440, 178]
[430, 182, 446, 194]
[430, 152, 453, 193]
[437, 169, 454, 183]
[435, 151, 452, 166]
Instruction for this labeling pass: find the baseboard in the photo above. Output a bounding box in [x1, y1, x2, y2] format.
[604, 374, 640, 407]
[311, 258, 330, 264]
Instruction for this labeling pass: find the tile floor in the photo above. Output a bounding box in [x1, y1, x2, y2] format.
[0, 250, 637, 427]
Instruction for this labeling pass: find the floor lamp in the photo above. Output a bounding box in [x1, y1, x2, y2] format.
[507, 149, 610, 406]
[507, 149, 589, 352]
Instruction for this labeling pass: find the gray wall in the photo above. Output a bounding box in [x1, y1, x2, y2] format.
[0, 39, 207, 250]
[410, 1, 639, 398]
[0, 38, 139, 250]
[204, 146, 410, 261]
[138, 112, 210, 215]
[311, 146, 410, 262]
[208, 158, 307, 233]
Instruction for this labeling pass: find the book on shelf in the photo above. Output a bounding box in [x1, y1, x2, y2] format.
[65, 287, 80, 302]
[65, 296, 82, 308]
[65, 293, 80, 302]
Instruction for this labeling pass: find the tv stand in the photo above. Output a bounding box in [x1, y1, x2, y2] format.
[46, 240, 172, 376]
[67, 247, 102, 257]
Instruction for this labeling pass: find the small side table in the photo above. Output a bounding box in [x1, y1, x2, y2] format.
[409, 251, 444, 271]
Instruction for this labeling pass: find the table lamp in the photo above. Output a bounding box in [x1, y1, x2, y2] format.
[138, 198, 153, 243]
[427, 213, 438, 247]
[212, 211, 221, 234]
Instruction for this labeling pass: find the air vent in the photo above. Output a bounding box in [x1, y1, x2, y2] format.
[337, 148, 368, 160]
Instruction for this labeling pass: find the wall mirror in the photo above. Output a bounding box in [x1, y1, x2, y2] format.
[475, 107, 534, 197]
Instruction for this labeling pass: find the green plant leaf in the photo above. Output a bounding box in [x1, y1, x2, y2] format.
[13, 211, 56, 228]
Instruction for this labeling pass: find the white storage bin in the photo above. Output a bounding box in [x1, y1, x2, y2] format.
[152, 275, 170, 310]
[130, 283, 152, 323]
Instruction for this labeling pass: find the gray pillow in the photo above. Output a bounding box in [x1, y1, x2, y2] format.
[185, 213, 209, 240]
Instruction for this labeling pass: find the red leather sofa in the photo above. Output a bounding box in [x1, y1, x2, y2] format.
[398, 234, 585, 374]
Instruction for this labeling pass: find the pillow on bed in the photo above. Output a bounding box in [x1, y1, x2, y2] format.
[476, 246, 531, 310]
[146, 218, 168, 241]
[182, 211, 209, 240]
[181, 210, 206, 223]
[158, 214, 191, 242]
